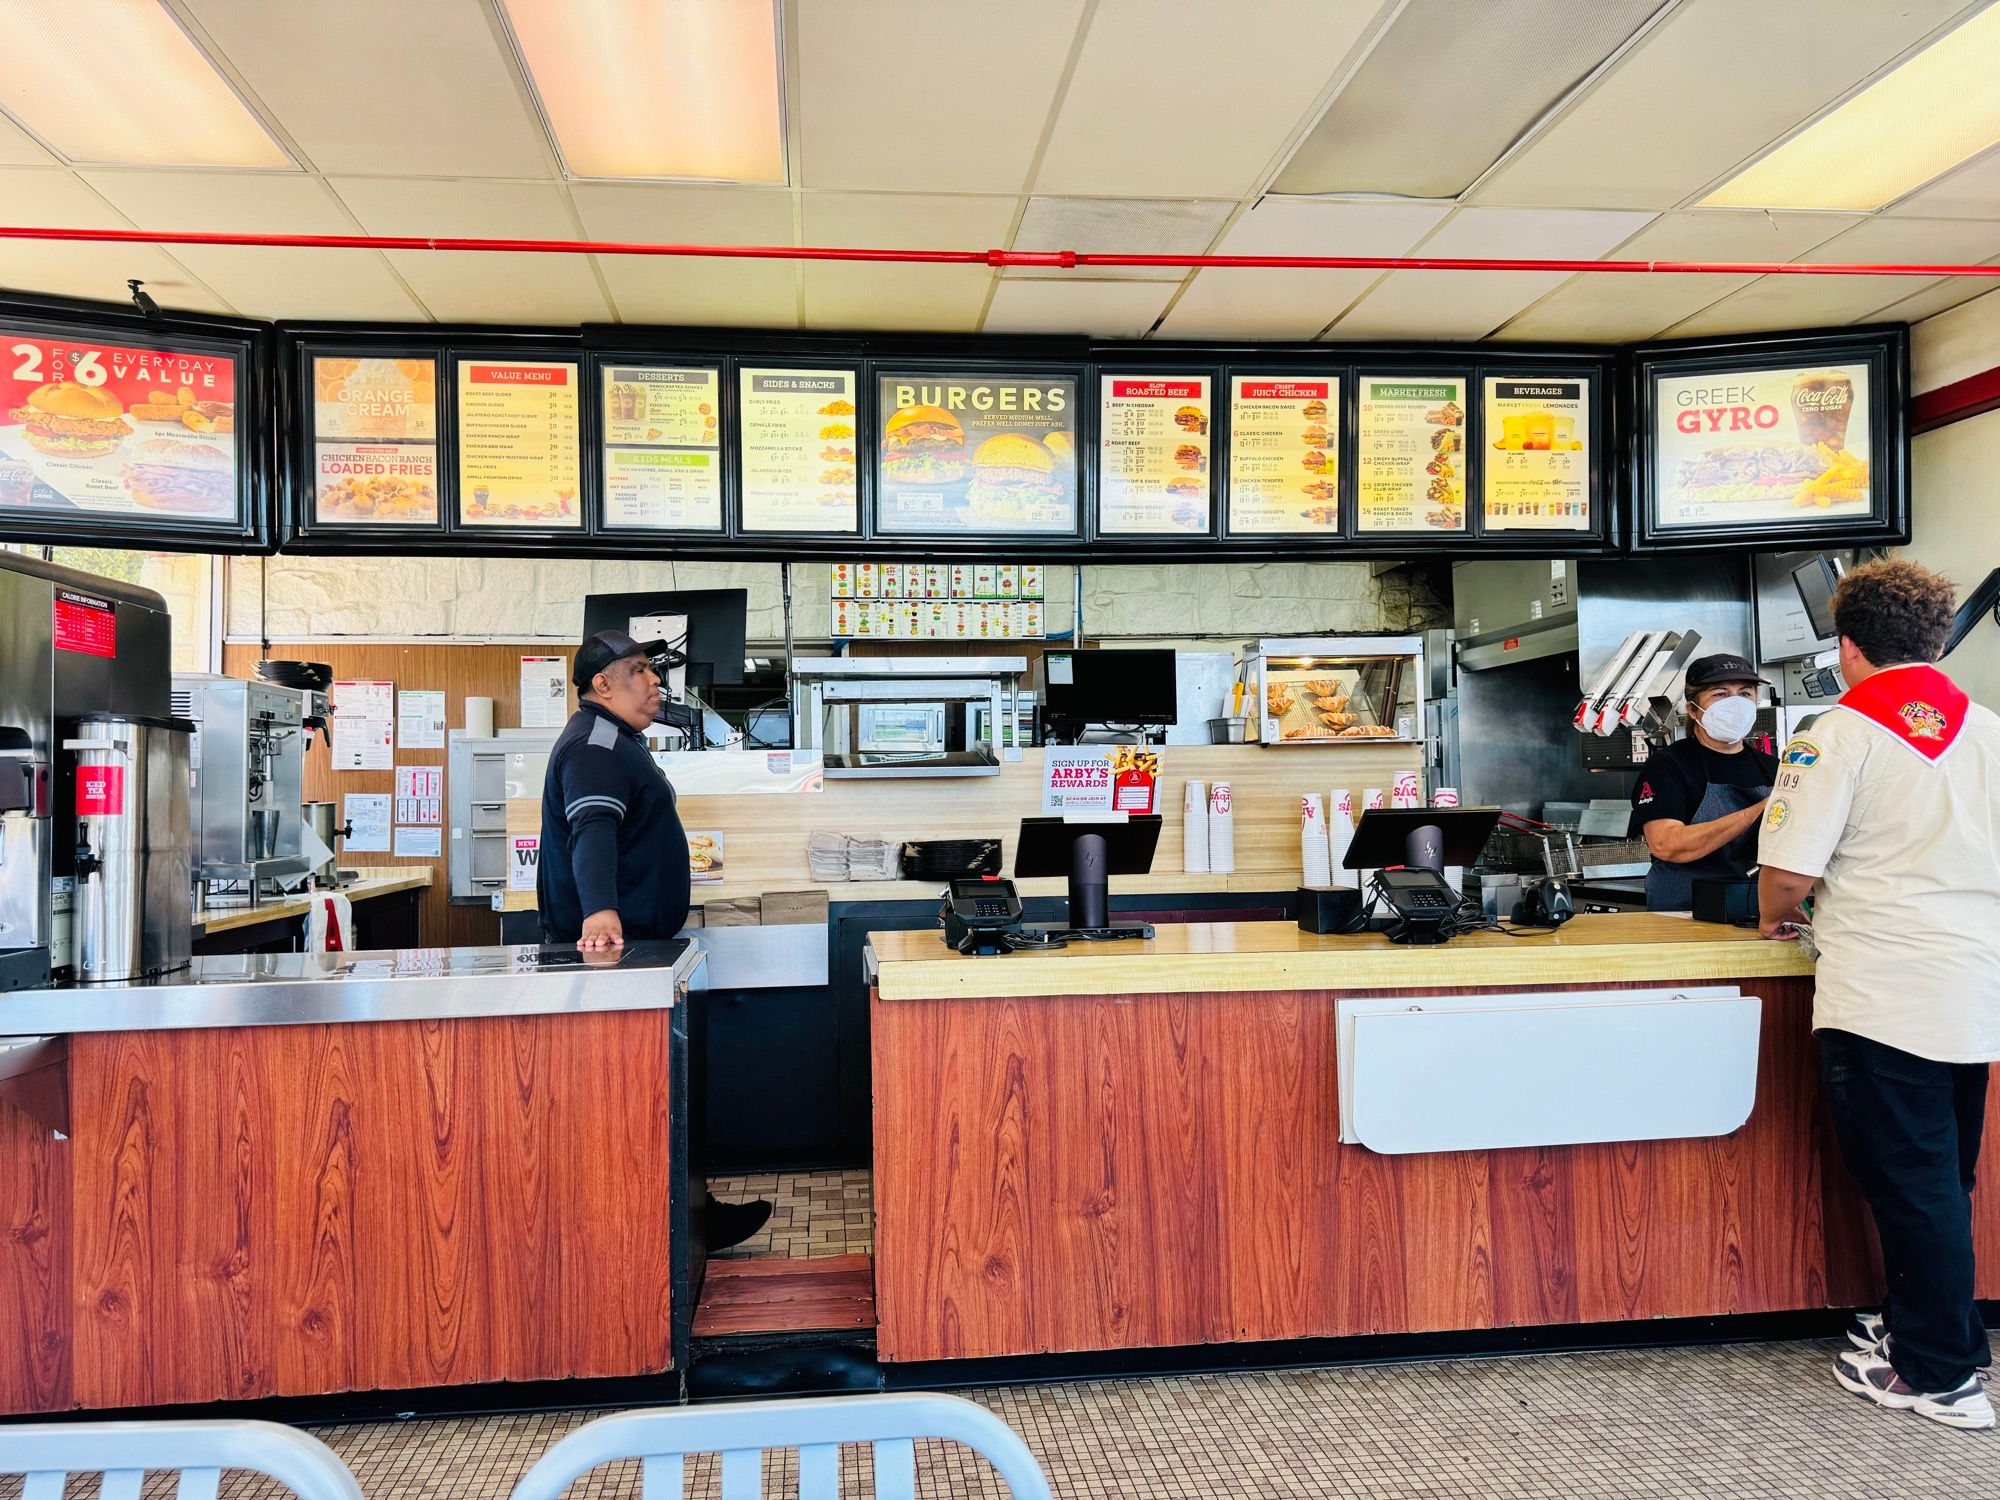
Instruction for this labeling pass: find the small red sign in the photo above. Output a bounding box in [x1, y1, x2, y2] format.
[469, 364, 569, 386]
[1112, 379, 1203, 400]
[1239, 380, 1328, 400]
[54, 591, 115, 657]
[1504, 637, 1520, 651]
[76, 765, 124, 817]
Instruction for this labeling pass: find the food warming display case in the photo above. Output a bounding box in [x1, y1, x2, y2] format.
[1248, 636, 1424, 746]
[791, 657, 1026, 778]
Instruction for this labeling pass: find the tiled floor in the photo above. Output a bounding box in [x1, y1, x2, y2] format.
[707, 1169, 872, 1261]
[226, 1339, 2000, 1498]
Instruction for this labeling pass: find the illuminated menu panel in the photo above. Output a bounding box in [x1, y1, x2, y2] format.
[455, 358, 581, 528]
[876, 372, 1078, 535]
[1356, 375, 1465, 534]
[1227, 375, 1339, 534]
[739, 367, 859, 533]
[1482, 376, 1590, 532]
[311, 355, 439, 525]
[1097, 373, 1211, 535]
[599, 364, 722, 531]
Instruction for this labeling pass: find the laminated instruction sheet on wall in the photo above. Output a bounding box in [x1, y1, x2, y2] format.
[397, 689, 446, 749]
[520, 656, 568, 728]
[343, 793, 391, 852]
[331, 679, 394, 770]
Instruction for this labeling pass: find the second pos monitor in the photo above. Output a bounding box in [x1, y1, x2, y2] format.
[1015, 814, 1161, 939]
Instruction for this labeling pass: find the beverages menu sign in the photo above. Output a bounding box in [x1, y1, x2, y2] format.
[1652, 363, 1871, 530]
[1482, 376, 1589, 532]
[1098, 374, 1211, 535]
[311, 355, 438, 525]
[1356, 376, 1465, 534]
[600, 365, 722, 531]
[876, 373, 1078, 535]
[1227, 376, 1339, 533]
[455, 359, 581, 528]
[739, 367, 859, 533]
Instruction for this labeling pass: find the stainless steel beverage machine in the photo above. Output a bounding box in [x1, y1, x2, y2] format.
[0, 551, 188, 989]
[172, 673, 312, 904]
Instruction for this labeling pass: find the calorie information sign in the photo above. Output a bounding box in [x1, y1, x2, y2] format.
[53, 589, 115, 657]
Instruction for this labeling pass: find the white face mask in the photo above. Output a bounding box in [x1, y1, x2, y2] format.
[1696, 694, 1759, 745]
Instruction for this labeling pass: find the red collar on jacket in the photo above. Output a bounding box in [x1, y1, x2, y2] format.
[1837, 663, 1970, 762]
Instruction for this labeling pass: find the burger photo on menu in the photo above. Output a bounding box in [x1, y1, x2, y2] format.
[11, 383, 130, 457]
[121, 437, 234, 516]
[1174, 405, 1208, 435]
[964, 434, 1062, 524]
[881, 405, 967, 484]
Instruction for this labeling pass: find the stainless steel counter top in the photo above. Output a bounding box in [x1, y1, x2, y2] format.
[0, 939, 703, 1036]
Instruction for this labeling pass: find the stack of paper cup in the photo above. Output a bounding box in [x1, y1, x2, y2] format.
[1328, 788, 1358, 889]
[1393, 771, 1421, 809]
[1433, 787, 1462, 891]
[1209, 781, 1235, 874]
[1183, 780, 1210, 874]
[1364, 788, 1386, 812]
[1301, 793, 1331, 887]
[465, 696, 495, 739]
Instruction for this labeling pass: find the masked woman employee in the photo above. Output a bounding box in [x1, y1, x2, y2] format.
[1631, 653, 1777, 912]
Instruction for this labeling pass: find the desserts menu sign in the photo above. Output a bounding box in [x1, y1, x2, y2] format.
[1652, 363, 1870, 529]
[739, 367, 858, 533]
[312, 355, 438, 525]
[1227, 376, 1339, 533]
[1097, 374, 1211, 535]
[455, 359, 581, 528]
[600, 365, 721, 531]
[876, 373, 1077, 535]
[1482, 377, 1589, 532]
[0, 327, 241, 525]
[1356, 376, 1465, 533]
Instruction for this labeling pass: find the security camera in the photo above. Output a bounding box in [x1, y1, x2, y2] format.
[127, 279, 160, 318]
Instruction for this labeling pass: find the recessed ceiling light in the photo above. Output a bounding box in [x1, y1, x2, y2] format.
[1703, 5, 2000, 212]
[0, 0, 288, 168]
[501, 0, 786, 184]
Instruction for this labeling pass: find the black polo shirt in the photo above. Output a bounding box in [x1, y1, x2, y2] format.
[1629, 736, 1778, 834]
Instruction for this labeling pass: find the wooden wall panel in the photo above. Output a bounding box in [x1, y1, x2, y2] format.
[0, 1090, 70, 1413]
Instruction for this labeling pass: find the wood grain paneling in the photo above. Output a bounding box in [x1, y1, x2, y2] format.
[0, 1089, 70, 1413]
[692, 1254, 875, 1336]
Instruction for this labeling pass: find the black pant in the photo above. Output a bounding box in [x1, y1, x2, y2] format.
[1820, 1028, 1992, 1391]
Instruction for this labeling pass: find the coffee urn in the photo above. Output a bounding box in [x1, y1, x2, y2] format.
[65, 714, 194, 983]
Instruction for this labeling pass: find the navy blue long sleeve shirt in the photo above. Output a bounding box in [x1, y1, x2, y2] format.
[537, 699, 691, 943]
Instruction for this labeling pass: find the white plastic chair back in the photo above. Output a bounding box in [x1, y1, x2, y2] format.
[508, 1393, 1053, 1500]
[0, 1419, 365, 1500]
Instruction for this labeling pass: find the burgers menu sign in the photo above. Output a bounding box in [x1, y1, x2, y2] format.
[875, 373, 1078, 535]
[0, 328, 241, 527]
[1652, 363, 1871, 530]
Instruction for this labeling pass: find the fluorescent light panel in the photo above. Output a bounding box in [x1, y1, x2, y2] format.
[502, 0, 785, 183]
[1704, 4, 2000, 212]
[0, 0, 287, 168]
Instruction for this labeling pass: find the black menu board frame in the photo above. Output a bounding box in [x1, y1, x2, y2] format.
[1472, 359, 1610, 546]
[1220, 364, 1352, 543]
[733, 358, 866, 542]
[1089, 362, 1224, 547]
[0, 298, 271, 553]
[586, 351, 728, 539]
[447, 347, 586, 538]
[1632, 324, 1908, 552]
[289, 341, 445, 542]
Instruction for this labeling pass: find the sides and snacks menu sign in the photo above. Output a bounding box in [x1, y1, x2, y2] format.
[739, 367, 858, 533]
[455, 359, 581, 528]
[1653, 363, 1871, 529]
[1482, 377, 1589, 532]
[600, 365, 722, 531]
[876, 373, 1077, 534]
[1227, 376, 1339, 533]
[1356, 376, 1465, 534]
[1098, 374, 1211, 535]
[0, 330, 240, 525]
[311, 355, 438, 525]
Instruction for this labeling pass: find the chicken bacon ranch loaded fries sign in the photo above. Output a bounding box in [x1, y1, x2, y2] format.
[1653, 363, 1871, 529]
[0, 333, 239, 522]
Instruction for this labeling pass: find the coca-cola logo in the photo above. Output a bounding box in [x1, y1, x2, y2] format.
[1794, 387, 1851, 410]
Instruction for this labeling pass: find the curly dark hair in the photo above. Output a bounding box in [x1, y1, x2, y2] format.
[1831, 559, 1958, 666]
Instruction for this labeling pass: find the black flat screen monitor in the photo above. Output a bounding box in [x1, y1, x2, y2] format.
[583, 589, 748, 688]
[1791, 555, 1844, 642]
[1043, 649, 1178, 728]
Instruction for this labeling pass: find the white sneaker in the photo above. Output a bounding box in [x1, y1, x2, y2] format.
[1846, 1311, 1885, 1352]
[1834, 1348, 1996, 1430]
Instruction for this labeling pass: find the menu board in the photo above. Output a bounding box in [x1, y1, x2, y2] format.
[600, 364, 722, 531]
[738, 367, 858, 533]
[1227, 376, 1339, 533]
[1356, 376, 1466, 533]
[1097, 374, 1211, 535]
[454, 358, 581, 528]
[311, 355, 439, 525]
[876, 373, 1077, 534]
[0, 327, 242, 527]
[1652, 362, 1871, 530]
[1482, 376, 1590, 532]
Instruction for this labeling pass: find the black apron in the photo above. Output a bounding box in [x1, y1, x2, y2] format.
[1644, 775, 1772, 912]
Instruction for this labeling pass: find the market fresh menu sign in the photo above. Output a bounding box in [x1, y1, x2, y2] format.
[1097, 374, 1211, 535]
[1482, 377, 1589, 533]
[0, 329, 240, 524]
[876, 374, 1077, 535]
[312, 355, 439, 525]
[1227, 376, 1338, 533]
[1652, 363, 1871, 529]
[739, 368, 859, 533]
[455, 359, 581, 528]
[600, 365, 721, 531]
[1356, 376, 1465, 534]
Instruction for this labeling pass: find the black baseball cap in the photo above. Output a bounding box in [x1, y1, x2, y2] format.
[572, 629, 666, 688]
[1684, 652, 1769, 691]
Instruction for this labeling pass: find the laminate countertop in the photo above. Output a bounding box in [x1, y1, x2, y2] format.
[866, 912, 1817, 1001]
[192, 867, 432, 935]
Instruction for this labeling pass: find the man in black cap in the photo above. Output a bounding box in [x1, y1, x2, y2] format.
[1630, 652, 1777, 912]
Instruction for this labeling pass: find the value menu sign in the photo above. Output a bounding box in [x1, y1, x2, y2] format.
[311, 355, 439, 525]
[1227, 376, 1339, 533]
[1652, 363, 1872, 530]
[1482, 376, 1590, 532]
[876, 373, 1078, 535]
[1356, 376, 1465, 534]
[739, 367, 859, 533]
[1097, 374, 1211, 535]
[454, 358, 582, 529]
[600, 365, 722, 531]
[0, 326, 243, 529]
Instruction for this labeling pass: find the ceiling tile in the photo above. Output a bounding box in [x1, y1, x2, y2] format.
[0, 166, 132, 227]
[1889, 145, 2000, 220]
[1034, 0, 1387, 198]
[80, 170, 353, 232]
[166, 246, 425, 321]
[983, 279, 1176, 338]
[797, 0, 1084, 192]
[180, 0, 553, 178]
[1866, 275, 1998, 327]
[1330, 207, 1655, 339]
[1501, 209, 1859, 342]
[802, 264, 994, 332]
[570, 183, 797, 327]
[331, 177, 576, 237]
[0, 243, 232, 315]
[1007, 197, 1233, 280]
[802, 191, 1018, 248]
[1155, 199, 1450, 339]
[1473, 0, 1975, 210]
[0, 111, 53, 166]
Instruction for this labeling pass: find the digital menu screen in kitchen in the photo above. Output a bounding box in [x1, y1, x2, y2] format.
[1651, 362, 1871, 531]
[875, 373, 1078, 535]
[599, 364, 722, 531]
[1097, 374, 1211, 535]
[454, 358, 581, 528]
[311, 354, 439, 525]
[1227, 376, 1339, 533]
[1356, 376, 1466, 534]
[1481, 376, 1590, 533]
[738, 367, 859, 533]
[0, 324, 244, 528]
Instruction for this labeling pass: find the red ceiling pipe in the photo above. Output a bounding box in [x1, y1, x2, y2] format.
[1, 224, 1998, 278]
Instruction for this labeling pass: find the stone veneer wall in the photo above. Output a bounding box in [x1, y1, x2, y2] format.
[225, 555, 1445, 644]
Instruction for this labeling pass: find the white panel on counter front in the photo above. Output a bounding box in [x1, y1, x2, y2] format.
[1338, 986, 1760, 1154]
[649, 749, 825, 794]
